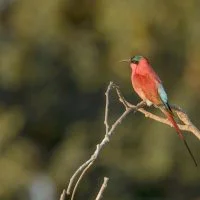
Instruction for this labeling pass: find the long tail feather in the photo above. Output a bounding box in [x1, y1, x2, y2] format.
[163, 109, 197, 167]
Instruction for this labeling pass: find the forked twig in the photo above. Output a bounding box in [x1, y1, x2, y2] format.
[65, 82, 146, 199]
[62, 81, 200, 200]
[71, 161, 94, 200]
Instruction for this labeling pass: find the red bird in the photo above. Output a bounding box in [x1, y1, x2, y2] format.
[124, 55, 197, 166]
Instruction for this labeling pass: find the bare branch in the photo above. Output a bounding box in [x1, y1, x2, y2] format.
[95, 177, 109, 200]
[66, 157, 93, 195]
[71, 161, 94, 200]
[66, 82, 146, 199]
[63, 81, 200, 200]
[112, 83, 200, 140]
[59, 190, 66, 200]
[104, 82, 110, 140]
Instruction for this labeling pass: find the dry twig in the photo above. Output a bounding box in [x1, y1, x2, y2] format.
[65, 82, 145, 199]
[62, 81, 200, 200]
[59, 190, 66, 200]
[95, 177, 109, 200]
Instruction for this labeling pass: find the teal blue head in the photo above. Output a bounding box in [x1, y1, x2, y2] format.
[130, 55, 144, 65]
[120, 55, 144, 65]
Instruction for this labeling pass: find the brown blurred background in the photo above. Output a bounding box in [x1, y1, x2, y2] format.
[0, 0, 200, 199]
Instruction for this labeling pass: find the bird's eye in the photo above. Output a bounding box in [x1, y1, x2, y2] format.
[131, 60, 139, 64]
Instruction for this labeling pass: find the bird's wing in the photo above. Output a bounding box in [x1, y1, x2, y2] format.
[157, 84, 168, 103]
[157, 83, 172, 112]
[133, 73, 162, 105]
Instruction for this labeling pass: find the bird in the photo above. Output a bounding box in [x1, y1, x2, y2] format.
[122, 55, 197, 166]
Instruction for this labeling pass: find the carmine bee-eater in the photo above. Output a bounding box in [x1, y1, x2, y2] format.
[122, 55, 197, 166]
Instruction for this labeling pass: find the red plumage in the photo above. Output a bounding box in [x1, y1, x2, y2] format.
[129, 56, 197, 166]
[131, 57, 162, 106]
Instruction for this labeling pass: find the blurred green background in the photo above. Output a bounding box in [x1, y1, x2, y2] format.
[0, 0, 200, 199]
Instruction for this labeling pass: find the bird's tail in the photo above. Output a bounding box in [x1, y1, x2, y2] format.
[163, 109, 197, 167]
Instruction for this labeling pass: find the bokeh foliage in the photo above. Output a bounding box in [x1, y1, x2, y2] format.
[0, 0, 200, 199]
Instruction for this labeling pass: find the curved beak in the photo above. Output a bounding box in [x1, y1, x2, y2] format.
[119, 59, 130, 63]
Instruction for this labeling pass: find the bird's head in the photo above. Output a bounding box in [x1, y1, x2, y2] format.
[120, 55, 147, 66]
[130, 55, 144, 65]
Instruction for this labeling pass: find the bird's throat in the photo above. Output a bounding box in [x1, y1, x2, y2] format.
[130, 64, 137, 74]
